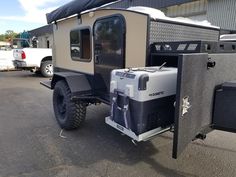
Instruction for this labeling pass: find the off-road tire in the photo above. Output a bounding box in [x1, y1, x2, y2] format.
[40, 60, 53, 77]
[53, 80, 86, 130]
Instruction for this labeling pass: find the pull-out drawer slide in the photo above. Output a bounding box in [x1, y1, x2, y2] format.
[105, 116, 171, 142]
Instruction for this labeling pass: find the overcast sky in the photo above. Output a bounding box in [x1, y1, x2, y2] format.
[0, 0, 72, 34]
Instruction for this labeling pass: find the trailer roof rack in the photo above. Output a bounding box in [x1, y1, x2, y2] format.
[150, 41, 236, 54]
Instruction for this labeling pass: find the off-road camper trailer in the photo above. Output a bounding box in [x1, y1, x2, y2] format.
[46, 6, 220, 99]
[42, 1, 236, 159]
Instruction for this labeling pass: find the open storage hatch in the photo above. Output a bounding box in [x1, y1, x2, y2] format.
[105, 41, 236, 159]
[173, 52, 236, 158]
[106, 43, 236, 158]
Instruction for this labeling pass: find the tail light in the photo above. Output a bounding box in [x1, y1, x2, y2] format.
[21, 51, 26, 59]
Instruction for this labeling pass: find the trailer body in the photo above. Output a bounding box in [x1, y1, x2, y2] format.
[41, 6, 236, 158]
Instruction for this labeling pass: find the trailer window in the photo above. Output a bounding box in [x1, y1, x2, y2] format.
[70, 28, 91, 61]
[94, 17, 124, 55]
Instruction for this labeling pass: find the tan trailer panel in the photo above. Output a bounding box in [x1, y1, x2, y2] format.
[53, 17, 94, 74]
[53, 9, 148, 74]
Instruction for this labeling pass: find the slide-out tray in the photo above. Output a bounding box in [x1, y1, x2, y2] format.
[105, 116, 171, 142]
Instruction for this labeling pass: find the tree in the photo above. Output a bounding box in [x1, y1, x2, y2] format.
[0, 30, 19, 42]
[5, 30, 18, 41]
[0, 34, 5, 41]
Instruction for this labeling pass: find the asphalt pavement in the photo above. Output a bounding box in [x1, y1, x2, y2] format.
[0, 71, 236, 177]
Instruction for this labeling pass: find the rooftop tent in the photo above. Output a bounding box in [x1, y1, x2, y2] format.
[46, 0, 120, 24]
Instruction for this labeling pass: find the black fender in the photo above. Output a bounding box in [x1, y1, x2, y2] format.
[51, 72, 92, 96]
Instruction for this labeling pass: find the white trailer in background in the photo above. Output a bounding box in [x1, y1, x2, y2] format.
[0, 50, 15, 71]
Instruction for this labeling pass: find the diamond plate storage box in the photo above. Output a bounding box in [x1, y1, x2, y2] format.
[149, 21, 220, 43]
[107, 67, 177, 136]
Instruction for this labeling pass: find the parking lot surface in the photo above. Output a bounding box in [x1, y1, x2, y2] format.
[0, 71, 236, 177]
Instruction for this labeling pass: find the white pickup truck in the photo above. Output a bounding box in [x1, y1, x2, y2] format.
[13, 48, 53, 77]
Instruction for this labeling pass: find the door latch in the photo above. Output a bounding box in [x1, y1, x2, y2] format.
[207, 58, 216, 69]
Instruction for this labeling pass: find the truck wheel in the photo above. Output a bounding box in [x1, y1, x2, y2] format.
[41, 60, 53, 77]
[53, 80, 86, 130]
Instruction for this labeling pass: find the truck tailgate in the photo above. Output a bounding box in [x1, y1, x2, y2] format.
[13, 49, 23, 61]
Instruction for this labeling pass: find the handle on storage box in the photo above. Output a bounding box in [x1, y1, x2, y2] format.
[111, 90, 131, 130]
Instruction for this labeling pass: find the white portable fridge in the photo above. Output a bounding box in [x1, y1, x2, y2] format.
[105, 66, 178, 141]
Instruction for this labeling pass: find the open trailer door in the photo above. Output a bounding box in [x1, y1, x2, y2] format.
[173, 52, 236, 159]
[172, 53, 210, 159]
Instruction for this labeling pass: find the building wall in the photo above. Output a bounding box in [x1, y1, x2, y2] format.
[164, 0, 236, 31]
[109, 0, 208, 23]
[29, 24, 53, 48]
[109, 0, 236, 31]
[0, 41, 10, 46]
[207, 0, 236, 30]
[35, 34, 53, 48]
[109, 0, 193, 9]
[163, 0, 207, 19]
